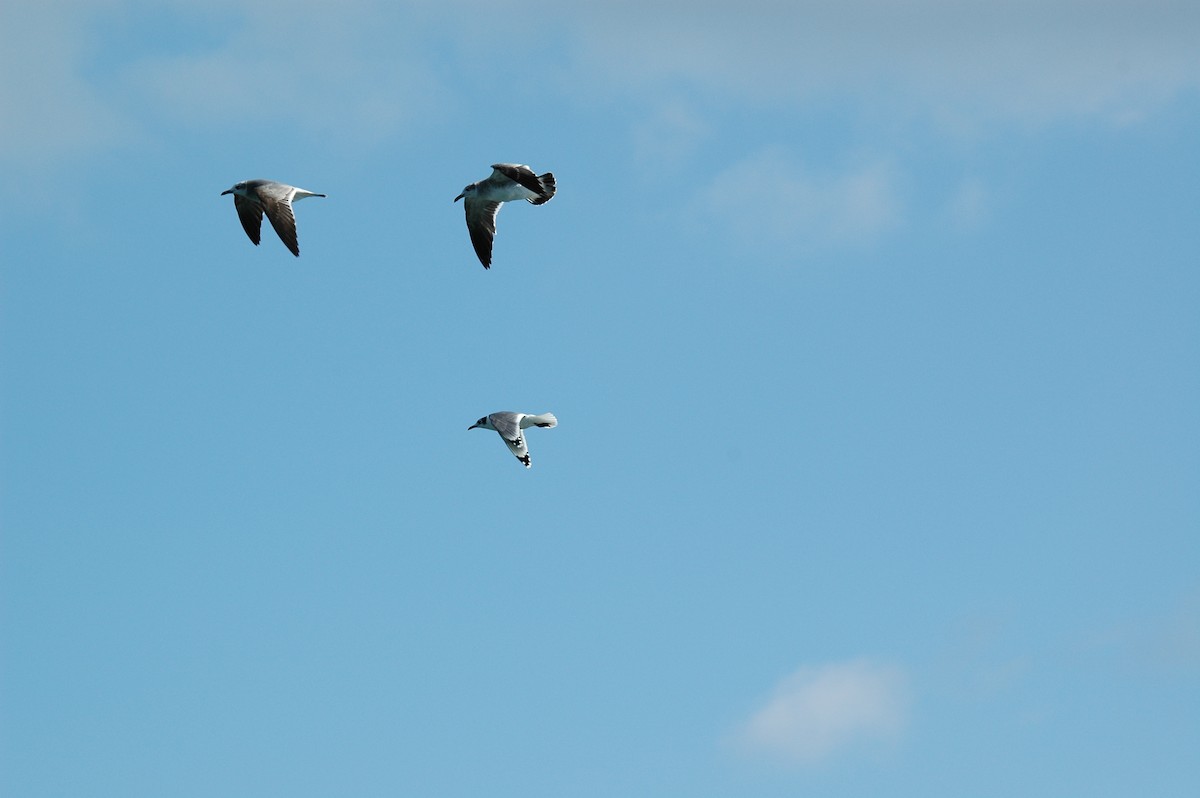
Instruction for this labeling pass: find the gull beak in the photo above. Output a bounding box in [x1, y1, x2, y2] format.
[453, 193, 464, 202]
[467, 423, 479, 430]
[221, 189, 233, 195]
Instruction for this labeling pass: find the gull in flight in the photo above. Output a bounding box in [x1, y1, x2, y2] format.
[468, 412, 558, 468]
[454, 163, 556, 269]
[221, 179, 326, 257]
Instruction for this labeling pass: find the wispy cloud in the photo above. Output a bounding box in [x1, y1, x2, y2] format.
[0, 0, 447, 173]
[1083, 591, 1200, 675]
[630, 100, 710, 168]
[944, 177, 991, 232]
[696, 147, 901, 252]
[122, 2, 447, 143]
[4, 1, 1196, 177]
[564, 0, 1200, 125]
[4, 0, 1195, 189]
[0, 3, 130, 166]
[735, 659, 910, 765]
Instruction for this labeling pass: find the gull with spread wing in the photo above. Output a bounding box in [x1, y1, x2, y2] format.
[222, 179, 325, 257]
[454, 164, 555, 269]
[468, 411, 558, 468]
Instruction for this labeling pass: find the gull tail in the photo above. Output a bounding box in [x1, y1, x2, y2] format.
[520, 412, 557, 429]
[526, 173, 556, 205]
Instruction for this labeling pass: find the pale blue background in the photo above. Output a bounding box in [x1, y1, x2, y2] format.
[2, 2, 1198, 796]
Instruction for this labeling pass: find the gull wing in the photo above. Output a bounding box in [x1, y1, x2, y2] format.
[260, 195, 300, 257]
[489, 413, 531, 468]
[491, 163, 544, 196]
[233, 194, 264, 246]
[464, 198, 501, 269]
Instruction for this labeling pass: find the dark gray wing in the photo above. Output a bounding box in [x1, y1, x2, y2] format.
[261, 195, 300, 257]
[464, 197, 501, 269]
[233, 194, 264, 246]
[491, 163, 544, 196]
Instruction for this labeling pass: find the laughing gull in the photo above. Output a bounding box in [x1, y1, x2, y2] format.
[468, 411, 558, 468]
[454, 163, 556, 269]
[221, 179, 325, 257]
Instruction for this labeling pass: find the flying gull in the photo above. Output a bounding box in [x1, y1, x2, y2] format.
[221, 179, 326, 257]
[468, 411, 558, 468]
[454, 163, 555, 269]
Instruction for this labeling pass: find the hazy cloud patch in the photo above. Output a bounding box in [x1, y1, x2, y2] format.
[945, 177, 991, 231]
[121, 2, 445, 143]
[0, 3, 131, 167]
[735, 659, 911, 765]
[1083, 591, 1200, 675]
[697, 147, 901, 252]
[0, 0, 447, 171]
[4, 1, 1197, 174]
[566, 1, 1200, 125]
[631, 101, 710, 168]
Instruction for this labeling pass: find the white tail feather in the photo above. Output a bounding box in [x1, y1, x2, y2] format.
[520, 412, 557, 429]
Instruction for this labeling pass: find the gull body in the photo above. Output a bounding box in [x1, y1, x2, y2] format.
[468, 411, 558, 468]
[221, 179, 325, 257]
[454, 163, 556, 269]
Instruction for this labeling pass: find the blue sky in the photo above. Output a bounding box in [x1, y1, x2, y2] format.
[2, 2, 1198, 796]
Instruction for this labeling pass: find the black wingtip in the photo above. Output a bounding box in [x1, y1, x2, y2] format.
[527, 172, 556, 205]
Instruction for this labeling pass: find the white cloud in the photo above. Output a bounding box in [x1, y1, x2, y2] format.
[0, 2, 131, 166]
[1085, 591, 1200, 674]
[0, 0, 447, 173]
[134, 0, 1198, 207]
[697, 147, 901, 251]
[563, 1, 1200, 125]
[631, 101, 710, 168]
[4, 1, 1196, 176]
[120, 1, 447, 143]
[945, 177, 990, 232]
[736, 659, 910, 764]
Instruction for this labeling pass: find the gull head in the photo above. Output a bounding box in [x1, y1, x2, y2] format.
[221, 181, 248, 197]
[468, 416, 492, 431]
[454, 183, 477, 202]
